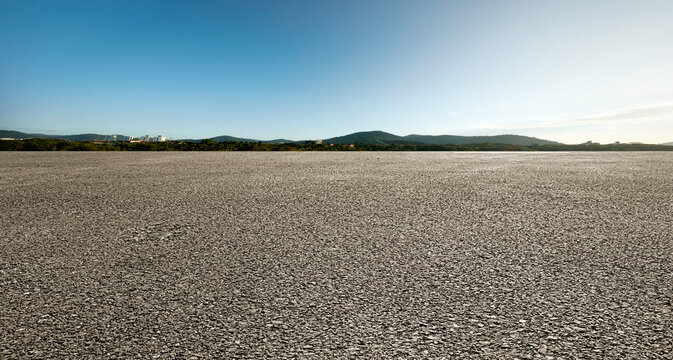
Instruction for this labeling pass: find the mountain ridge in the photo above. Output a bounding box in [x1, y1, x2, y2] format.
[2, 129, 560, 145]
[0, 130, 127, 142]
[403, 133, 560, 146]
[323, 130, 561, 146]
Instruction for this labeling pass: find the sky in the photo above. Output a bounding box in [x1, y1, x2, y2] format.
[1, 0, 672, 144]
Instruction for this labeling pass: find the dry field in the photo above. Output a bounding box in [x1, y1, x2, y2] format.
[1, 152, 671, 358]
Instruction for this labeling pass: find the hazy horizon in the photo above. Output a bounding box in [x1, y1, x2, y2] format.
[2, 0, 672, 144]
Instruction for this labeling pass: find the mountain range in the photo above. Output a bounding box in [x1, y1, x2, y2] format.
[1, 130, 562, 146]
[180, 135, 294, 144]
[0, 130, 124, 142]
[323, 131, 560, 146]
[3, 129, 670, 146]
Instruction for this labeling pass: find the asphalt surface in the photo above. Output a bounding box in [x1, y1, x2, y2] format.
[1, 152, 671, 359]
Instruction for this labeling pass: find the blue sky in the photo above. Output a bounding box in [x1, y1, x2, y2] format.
[1, 0, 672, 143]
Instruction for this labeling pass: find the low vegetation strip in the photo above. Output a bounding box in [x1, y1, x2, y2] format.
[1, 138, 672, 151]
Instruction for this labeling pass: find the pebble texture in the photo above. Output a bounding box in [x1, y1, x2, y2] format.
[1, 152, 671, 359]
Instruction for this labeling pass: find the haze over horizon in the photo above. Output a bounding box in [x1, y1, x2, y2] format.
[2, 0, 672, 144]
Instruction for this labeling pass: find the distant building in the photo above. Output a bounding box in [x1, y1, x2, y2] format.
[315, 139, 323, 145]
[0, 138, 15, 141]
[582, 141, 599, 145]
[125, 135, 168, 142]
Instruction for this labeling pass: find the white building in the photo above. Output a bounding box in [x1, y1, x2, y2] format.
[157, 135, 166, 142]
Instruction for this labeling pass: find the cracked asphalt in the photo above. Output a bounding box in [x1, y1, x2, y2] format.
[1, 152, 671, 359]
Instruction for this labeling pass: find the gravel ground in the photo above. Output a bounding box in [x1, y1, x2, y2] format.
[1, 152, 671, 359]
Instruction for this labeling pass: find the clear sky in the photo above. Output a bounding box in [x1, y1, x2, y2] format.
[1, 0, 672, 144]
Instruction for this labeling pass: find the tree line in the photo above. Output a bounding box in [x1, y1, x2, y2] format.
[1, 138, 672, 151]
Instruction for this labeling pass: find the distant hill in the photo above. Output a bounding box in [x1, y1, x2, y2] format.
[323, 130, 560, 146]
[324, 131, 408, 144]
[0, 130, 32, 139]
[207, 136, 295, 143]
[264, 139, 295, 144]
[0, 130, 117, 141]
[662, 142, 673, 146]
[208, 135, 258, 143]
[404, 134, 560, 146]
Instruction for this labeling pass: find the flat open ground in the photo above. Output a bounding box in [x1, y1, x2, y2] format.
[1, 152, 671, 359]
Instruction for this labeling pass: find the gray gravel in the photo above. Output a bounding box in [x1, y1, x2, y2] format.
[1, 152, 671, 359]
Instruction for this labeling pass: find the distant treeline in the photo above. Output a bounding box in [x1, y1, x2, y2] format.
[1, 138, 672, 151]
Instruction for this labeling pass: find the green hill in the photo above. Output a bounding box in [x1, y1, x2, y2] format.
[403, 134, 560, 145]
[208, 135, 258, 143]
[323, 131, 560, 145]
[208, 136, 294, 143]
[0, 130, 116, 141]
[324, 131, 408, 144]
[0, 130, 32, 139]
